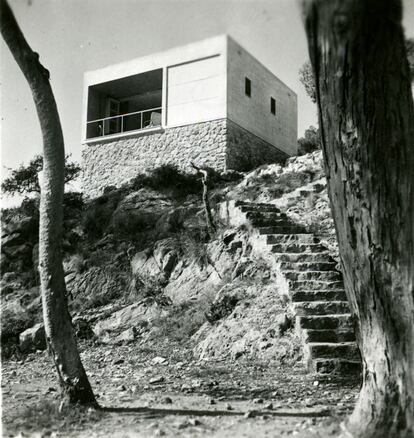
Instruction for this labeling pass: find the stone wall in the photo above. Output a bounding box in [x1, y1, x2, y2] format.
[82, 119, 227, 198]
[82, 118, 289, 198]
[226, 120, 288, 171]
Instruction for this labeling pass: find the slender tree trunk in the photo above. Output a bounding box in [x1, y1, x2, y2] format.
[191, 163, 216, 235]
[1, 0, 96, 405]
[301, 1, 414, 436]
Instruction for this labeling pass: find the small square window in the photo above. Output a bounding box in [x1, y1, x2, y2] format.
[245, 77, 251, 97]
[270, 97, 276, 115]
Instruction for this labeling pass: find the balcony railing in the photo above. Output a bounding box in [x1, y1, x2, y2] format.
[86, 107, 162, 140]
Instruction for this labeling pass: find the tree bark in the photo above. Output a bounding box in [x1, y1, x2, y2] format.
[1, 0, 96, 405]
[301, 0, 414, 436]
[191, 162, 216, 235]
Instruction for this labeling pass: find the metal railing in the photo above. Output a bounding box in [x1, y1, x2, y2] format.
[86, 106, 162, 139]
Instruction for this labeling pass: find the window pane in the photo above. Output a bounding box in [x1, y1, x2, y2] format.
[271, 97, 276, 115]
[245, 77, 251, 97]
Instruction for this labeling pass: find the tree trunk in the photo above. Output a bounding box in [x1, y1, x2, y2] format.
[301, 0, 414, 436]
[1, 0, 96, 405]
[191, 163, 216, 235]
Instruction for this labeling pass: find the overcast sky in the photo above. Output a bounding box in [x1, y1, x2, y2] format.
[2, 0, 414, 181]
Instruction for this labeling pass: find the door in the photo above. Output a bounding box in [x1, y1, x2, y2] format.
[105, 98, 121, 134]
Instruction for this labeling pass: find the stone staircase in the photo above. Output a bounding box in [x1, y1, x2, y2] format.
[219, 200, 361, 375]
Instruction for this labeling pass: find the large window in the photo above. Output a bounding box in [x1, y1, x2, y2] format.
[245, 77, 251, 97]
[86, 69, 163, 140]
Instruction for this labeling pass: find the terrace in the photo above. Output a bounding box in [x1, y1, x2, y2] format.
[86, 68, 162, 140]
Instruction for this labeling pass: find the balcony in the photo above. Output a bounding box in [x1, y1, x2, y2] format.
[86, 107, 162, 140]
[85, 68, 163, 141]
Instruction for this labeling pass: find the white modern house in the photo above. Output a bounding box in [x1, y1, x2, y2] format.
[82, 35, 297, 198]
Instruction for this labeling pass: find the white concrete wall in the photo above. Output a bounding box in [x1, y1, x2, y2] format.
[166, 54, 226, 127]
[82, 35, 227, 142]
[82, 35, 298, 156]
[226, 37, 298, 155]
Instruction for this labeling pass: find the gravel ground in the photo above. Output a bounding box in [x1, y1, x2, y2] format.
[2, 341, 360, 437]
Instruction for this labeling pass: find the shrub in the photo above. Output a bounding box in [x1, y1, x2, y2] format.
[82, 192, 121, 239]
[63, 191, 84, 211]
[174, 227, 210, 267]
[111, 210, 148, 238]
[297, 126, 321, 155]
[128, 164, 200, 196]
[1, 154, 81, 196]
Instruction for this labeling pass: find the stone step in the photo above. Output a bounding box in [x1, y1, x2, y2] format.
[313, 359, 361, 375]
[293, 300, 350, 316]
[273, 253, 334, 263]
[284, 271, 342, 282]
[270, 243, 327, 253]
[251, 218, 292, 227]
[279, 261, 338, 271]
[265, 234, 319, 245]
[298, 314, 353, 330]
[290, 280, 344, 291]
[304, 329, 355, 343]
[307, 342, 360, 361]
[236, 201, 279, 209]
[245, 211, 287, 221]
[259, 226, 309, 235]
[291, 290, 348, 302]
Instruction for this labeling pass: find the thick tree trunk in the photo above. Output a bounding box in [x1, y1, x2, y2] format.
[1, 0, 96, 405]
[301, 0, 414, 436]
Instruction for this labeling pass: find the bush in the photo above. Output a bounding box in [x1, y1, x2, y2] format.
[127, 164, 238, 197]
[1, 154, 81, 196]
[128, 164, 200, 196]
[174, 227, 210, 267]
[297, 126, 321, 155]
[63, 191, 84, 211]
[111, 210, 148, 237]
[82, 192, 121, 239]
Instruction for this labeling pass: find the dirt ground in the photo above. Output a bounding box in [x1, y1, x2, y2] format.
[1, 340, 360, 438]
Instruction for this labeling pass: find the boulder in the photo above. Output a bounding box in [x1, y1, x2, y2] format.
[19, 323, 46, 352]
[66, 266, 127, 305]
[93, 302, 165, 340]
[131, 239, 179, 282]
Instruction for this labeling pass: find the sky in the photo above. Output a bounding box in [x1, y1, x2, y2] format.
[1, 0, 414, 184]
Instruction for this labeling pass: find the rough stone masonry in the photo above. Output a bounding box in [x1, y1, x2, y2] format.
[82, 119, 288, 199]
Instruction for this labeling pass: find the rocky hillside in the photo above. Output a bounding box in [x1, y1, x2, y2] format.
[1, 153, 338, 371]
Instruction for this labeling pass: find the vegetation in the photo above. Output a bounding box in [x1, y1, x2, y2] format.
[297, 126, 321, 155]
[299, 37, 414, 105]
[1, 154, 81, 196]
[298, 60, 316, 103]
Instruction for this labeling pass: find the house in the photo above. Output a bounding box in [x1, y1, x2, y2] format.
[82, 35, 297, 198]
